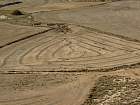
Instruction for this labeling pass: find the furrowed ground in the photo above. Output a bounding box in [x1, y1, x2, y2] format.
[0, 0, 140, 105]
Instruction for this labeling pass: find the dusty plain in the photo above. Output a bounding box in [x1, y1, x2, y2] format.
[0, 0, 140, 105]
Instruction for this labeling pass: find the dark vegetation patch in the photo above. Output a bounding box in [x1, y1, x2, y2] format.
[11, 10, 24, 16]
[82, 75, 140, 105]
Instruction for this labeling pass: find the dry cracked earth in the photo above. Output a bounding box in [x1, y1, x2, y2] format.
[0, 0, 140, 105]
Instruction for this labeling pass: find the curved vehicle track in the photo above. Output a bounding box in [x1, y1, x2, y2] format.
[0, 24, 140, 73]
[0, 1, 140, 105]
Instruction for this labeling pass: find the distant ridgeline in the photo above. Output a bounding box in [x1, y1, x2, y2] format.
[0, 0, 122, 8]
[0, 0, 22, 8]
[45, 0, 120, 2]
[0, 0, 122, 5]
[45, 0, 121, 2]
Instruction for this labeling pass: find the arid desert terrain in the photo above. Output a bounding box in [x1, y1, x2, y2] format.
[0, 0, 140, 105]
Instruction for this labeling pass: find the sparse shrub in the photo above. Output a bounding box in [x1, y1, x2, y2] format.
[11, 10, 24, 16]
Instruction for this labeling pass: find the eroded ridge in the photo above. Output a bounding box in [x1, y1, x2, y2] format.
[1, 24, 140, 73]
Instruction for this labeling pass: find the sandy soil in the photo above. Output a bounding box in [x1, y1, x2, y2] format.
[0, 22, 46, 47]
[0, 2, 105, 13]
[0, 24, 140, 72]
[0, 0, 140, 105]
[32, 0, 140, 40]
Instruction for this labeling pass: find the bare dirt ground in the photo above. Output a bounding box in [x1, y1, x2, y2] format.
[0, 22, 46, 47]
[0, 0, 140, 105]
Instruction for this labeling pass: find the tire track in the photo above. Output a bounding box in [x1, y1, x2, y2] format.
[1, 24, 140, 73]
